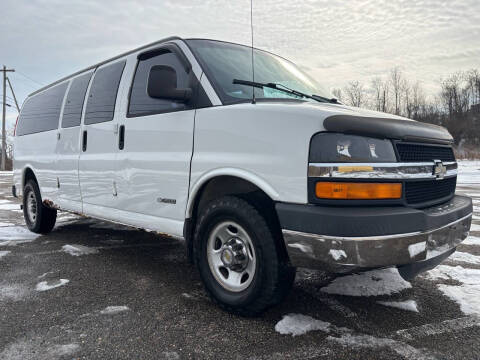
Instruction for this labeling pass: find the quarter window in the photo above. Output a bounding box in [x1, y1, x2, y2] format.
[128, 52, 192, 117]
[85, 60, 126, 125]
[61, 71, 93, 128]
[16, 82, 68, 136]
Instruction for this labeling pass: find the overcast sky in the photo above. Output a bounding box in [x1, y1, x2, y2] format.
[2, 0, 479, 128]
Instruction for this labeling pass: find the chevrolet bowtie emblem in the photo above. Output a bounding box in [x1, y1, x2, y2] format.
[433, 160, 447, 180]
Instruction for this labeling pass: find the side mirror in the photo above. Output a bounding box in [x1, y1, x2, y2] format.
[147, 65, 192, 102]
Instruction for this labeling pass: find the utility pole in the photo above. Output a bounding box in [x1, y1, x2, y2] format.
[1, 65, 15, 170]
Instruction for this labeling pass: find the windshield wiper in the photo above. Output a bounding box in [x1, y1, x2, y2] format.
[233, 79, 337, 103]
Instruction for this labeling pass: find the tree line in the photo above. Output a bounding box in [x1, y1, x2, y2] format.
[331, 67, 480, 151]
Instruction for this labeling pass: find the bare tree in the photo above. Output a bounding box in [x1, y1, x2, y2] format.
[390, 67, 407, 116]
[343, 81, 365, 108]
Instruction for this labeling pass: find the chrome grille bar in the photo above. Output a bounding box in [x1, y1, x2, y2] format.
[308, 162, 457, 180]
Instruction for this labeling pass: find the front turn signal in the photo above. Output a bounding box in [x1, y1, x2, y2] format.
[315, 182, 402, 200]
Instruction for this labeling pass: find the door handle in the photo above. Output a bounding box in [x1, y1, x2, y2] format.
[82, 130, 87, 152]
[119, 125, 125, 150]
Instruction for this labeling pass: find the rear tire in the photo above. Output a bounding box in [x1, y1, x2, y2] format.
[23, 180, 57, 234]
[194, 196, 295, 316]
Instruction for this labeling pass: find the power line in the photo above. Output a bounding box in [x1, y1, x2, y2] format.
[15, 70, 44, 87]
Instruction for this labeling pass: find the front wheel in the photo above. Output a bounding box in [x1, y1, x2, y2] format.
[23, 180, 57, 234]
[194, 196, 295, 316]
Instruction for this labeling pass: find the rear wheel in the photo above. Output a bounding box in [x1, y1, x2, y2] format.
[23, 180, 57, 234]
[194, 196, 295, 316]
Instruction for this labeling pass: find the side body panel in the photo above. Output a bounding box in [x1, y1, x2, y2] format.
[188, 102, 331, 217]
[78, 60, 126, 211]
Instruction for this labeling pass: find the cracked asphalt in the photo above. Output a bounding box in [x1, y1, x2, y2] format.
[1, 169, 480, 360]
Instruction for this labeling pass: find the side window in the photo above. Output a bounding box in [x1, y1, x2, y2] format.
[84, 60, 126, 125]
[128, 52, 192, 117]
[16, 82, 68, 136]
[61, 71, 93, 128]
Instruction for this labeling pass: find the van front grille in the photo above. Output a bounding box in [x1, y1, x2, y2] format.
[405, 177, 457, 205]
[396, 143, 455, 162]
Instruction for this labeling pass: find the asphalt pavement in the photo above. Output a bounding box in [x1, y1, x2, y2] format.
[1, 170, 480, 360]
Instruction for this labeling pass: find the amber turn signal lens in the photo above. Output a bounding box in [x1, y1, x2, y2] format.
[315, 182, 402, 200]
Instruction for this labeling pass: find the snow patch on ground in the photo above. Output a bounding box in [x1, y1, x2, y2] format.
[35, 279, 70, 292]
[62, 244, 99, 257]
[0, 226, 39, 246]
[0, 250, 11, 259]
[329, 249, 347, 261]
[377, 300, 419, 312]
[426, 265, 480, 284]
[437, 284, 480, 315]
[0, 339, 79, 360]
[321, 267, 412, 297]
[0, 203, 20, 210]
[0, 284, 29, 301]
[463, 236, 480, 246]
[0, 221, 14, 227]
[327, 333, 436, 359]
[275, 313, 331, 336]
[426, 265, 480, 315]
[448, 251, 480, 265]
[470, 223, 480, 232]
[100, 305, 130, 315]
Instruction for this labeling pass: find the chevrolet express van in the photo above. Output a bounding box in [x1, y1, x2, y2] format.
[13, 37, 472, 315]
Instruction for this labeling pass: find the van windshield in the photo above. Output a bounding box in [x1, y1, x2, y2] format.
[186, 39, 332, 105]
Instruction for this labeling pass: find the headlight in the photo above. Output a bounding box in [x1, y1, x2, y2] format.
[309, 133, 397, 163]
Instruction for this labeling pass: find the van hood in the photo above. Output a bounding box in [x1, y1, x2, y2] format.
[307, 102, 454, 145]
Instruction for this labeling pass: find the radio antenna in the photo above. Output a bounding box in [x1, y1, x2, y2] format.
[250, 0, 256, 104]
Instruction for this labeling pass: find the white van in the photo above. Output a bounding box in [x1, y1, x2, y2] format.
[13, 37, 472, 315]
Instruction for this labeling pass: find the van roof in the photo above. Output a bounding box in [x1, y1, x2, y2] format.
[28, 36, 182, 98]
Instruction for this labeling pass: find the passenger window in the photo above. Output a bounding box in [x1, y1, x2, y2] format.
[16, 82, 68, 136]
[61, 71, 93, 128]
[84, 60, 126, 125]
[128, 52, 193, 117]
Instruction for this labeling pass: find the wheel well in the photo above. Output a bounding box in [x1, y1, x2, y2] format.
[184, 176, 287, 263]
[23, 167, 37, 188]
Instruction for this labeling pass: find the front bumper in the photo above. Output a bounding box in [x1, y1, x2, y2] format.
[277, 195, 472, 274]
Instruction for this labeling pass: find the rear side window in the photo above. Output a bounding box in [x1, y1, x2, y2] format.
[84, 60, 126, 125]
[128, 52, 192, 117]
[16, 82, 68, 136]
[62, 71, 93, 128]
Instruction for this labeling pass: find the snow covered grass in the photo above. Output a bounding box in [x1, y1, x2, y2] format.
[457, 161, 480, 185]
[0, 226, 39, 246]
[62, 244, 99, 257]
[0, 250, 11, 259]
[321, 268, 411, 297]
[275, 314, 331, 336]
[35, 279, 70, 292]
[100, 305, 130, 315]
[377, 300, 419, 312]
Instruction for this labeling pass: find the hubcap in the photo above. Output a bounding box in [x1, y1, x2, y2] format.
[207, 221, 256, 292]
[26, 191, 37, 224]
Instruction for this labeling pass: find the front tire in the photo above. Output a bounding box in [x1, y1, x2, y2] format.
[23, 180, 57, 234]
[194, 196, 295, 316]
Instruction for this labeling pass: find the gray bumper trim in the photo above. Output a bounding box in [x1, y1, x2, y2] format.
[282, 213, 472, 273]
